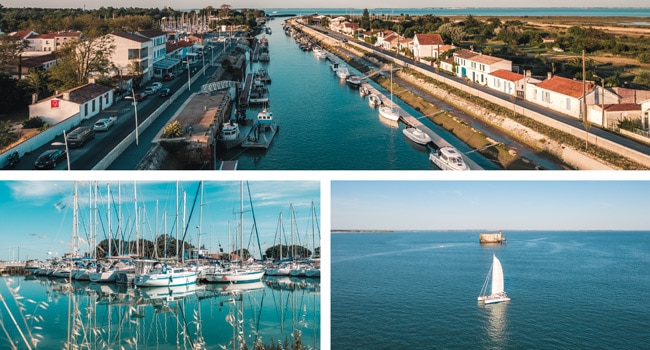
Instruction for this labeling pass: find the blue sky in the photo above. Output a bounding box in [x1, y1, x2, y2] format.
[0, 180, 320, 261]
[331, 180, 650, 231]
[0, 1, 648, 9]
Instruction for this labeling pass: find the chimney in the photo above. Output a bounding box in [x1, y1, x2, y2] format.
[547, 72, 552, 80]
[63, 92, 70, 101]
[526, 70, 532, 78]
[32, 93, 38, 104]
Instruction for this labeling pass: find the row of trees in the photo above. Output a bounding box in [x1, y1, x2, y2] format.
[89, 234, 317, 261]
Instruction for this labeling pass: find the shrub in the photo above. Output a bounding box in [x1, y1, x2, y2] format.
[22, 116, 45, 129]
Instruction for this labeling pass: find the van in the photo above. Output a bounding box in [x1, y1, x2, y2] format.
[67, 126, 95, 148]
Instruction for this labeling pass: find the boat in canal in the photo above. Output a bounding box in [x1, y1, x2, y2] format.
[203, 263, 266, 283]
[429, 146, 470, 170]
[359, 86, 370, 97]
[368, 94, 381, 108]
[346, 74, 362, 88]
[241, 109, 278, 149]
[336, 66, 350, 79]
[378, 67, 400, 122]
[402, 127, 432, 145]
[478, 254, 511, 304]
[133, 262, 198, 287]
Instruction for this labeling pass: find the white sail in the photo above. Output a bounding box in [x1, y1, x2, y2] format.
[491, 255, 505, 295]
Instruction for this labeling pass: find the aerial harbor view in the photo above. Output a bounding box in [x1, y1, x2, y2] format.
[0, 180, 321, 349]
[0, 3, 649, 169]
[331, 180, 650, 349]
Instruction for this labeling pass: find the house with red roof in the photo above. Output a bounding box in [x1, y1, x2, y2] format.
[453, 49, 512, 86]
[341, 22, 360, 36]
[526, 74, 617, 119]
[587, 103, 642, 128]
[412, 33, 450, 61]
[488, 70, 526, 97]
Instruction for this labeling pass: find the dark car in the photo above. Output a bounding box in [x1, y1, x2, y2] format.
[135, 92, 148, 102]
[34, 149, 67, 169]
[158, 88, 171, 98]
[163, 73, 175, 81]
[66, 126, 95, 148]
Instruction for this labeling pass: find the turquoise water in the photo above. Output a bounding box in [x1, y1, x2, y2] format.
[331, 231, 650, 349]
[0, 276, 320, 349]
[220, 19, 499, 170]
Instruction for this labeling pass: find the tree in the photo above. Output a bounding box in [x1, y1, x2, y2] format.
[360, 8, 371, 30]
[48, 34, 115, 91]
[0, 34, 28, 74]
[438, 23, 465, 45]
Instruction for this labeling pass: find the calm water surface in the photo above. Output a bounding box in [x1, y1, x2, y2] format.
[331, 231, 650, 349]
[220, 19, 498, 170]
[0, 276, 320, 349]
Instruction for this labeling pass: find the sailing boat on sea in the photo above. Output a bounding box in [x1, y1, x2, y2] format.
[478, 254, 510, 304]
[378, 65, 400, 122]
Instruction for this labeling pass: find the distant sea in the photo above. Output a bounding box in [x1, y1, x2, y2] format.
[263, 7, 650, 18]
[331, 230, 650, 349]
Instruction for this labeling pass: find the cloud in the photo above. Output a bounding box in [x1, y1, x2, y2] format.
[8, 181, 71, 203]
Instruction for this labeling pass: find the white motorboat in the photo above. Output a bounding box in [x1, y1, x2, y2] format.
[478, 254, 511, 304]
[402, 127, 432, 145]
[312, 46, 328, 60]
[368, 94, 381, 108]
[346, 74, 362, 87]
[359, 86, 370, 97]
[133, 262, 198, 287]
[204, 264, 265, 283]
[336, 66, 350, 79]
[429, 146, 470, 170]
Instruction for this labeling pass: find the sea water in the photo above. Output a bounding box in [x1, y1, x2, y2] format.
[331, 230, 650, 349]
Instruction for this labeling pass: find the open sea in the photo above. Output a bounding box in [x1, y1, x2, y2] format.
[0, 276, 320, 349]
[331, 230, 650, 349]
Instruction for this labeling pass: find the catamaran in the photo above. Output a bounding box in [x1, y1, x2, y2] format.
[478, 254, 511, 304]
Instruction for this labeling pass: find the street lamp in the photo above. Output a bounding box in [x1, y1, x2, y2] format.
[131, 88, 139, 146]
[187, 59, 191, 90]
[51, 129, 70, 171]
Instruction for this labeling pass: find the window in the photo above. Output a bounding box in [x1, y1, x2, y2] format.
[566, 98, 571, 110]
[84, 103, 88, 116]
[92, 99, 96, 112]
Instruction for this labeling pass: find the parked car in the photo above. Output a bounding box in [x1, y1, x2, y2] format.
[34, 149, 67, 169]
[163, 73, 175, 81]
[151, 82, 163, 89]
[135, 92, 148, 102]
[144, 86, 158, 95]
[67, 126, 95, 148]
[342, 38, 348, 42]
[94, 116, 117, 131]
[158, 88, 171, 98]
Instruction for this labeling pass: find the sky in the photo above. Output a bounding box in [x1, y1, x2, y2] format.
[0, 1, 648, 10]
[331, 180, 650, 231]
[0, 179, 320, 261]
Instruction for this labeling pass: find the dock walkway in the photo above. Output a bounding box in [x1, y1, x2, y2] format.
[359, 82, 482, 170]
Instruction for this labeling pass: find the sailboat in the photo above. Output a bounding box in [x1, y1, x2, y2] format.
[378, 66, 400, 122]
[478, 254, 510, 304]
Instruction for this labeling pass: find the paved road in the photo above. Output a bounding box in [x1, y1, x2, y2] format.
[6, 42, 234, 171]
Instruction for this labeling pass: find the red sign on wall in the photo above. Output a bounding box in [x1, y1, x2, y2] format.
[51, 99, 60, 108]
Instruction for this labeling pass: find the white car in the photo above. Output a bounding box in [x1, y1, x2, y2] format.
[93, 117, 117, 131]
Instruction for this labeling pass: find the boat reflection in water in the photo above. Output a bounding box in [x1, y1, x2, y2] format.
[479, 300, 509, 346]
[6, 275, 320, 349]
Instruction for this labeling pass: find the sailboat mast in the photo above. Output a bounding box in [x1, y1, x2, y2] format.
[240, 181, 244, 262]
[134, 180, 139, 256]
[107, 183, 111, 257]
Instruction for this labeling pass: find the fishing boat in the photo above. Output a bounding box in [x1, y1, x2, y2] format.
[478, 254, 511, 304]
[402, 127, 432, 145]
[241, 109, 278, 149]
[368, 94, 381, 108]
[133, 262, 198, 287]
[429, 146, 470, 170]
[378, 67, 400, 122]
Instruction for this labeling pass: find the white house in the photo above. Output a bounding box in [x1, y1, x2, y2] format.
[412, 33, 445, 61]
[642, 99, 650, 130]
[454, 49, 512, 86]
[488, 70, 525, 97]
[526, 74, 618, 119]
[29, 83, 114, 125]
[136, 29, 179, 78]
[587, 103, 642, 128]
[108, 32, 154, 83]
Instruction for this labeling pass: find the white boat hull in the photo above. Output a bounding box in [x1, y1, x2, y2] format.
[429, 147, 469, 170]
[204, 269, 265, 283]
[134, 271, 198, 287]
[379, 106, 399, 121]
[403, 127, 431, 145]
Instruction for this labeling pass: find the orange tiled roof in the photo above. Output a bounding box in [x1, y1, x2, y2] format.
[454, 49, 478, 59]
[537, 76, 596, 98]
[415, 33, 444, 45]
[471, 54, 506, 65]
[490, 70, 524, 82]
[603, 103, 641, 112]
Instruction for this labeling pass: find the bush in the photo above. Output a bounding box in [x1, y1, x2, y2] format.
[638, 52, 650, 64]
[162, 120, 184, 138]
[22, 116, 46, 129]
